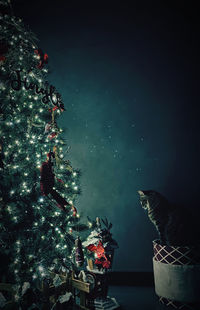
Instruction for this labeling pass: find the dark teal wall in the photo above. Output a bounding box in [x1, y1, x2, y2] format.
[14, 1, 200, 271]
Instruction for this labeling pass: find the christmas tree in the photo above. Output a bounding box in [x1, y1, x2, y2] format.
[0, 1, 90, 306]
[0, 2, 119, 309]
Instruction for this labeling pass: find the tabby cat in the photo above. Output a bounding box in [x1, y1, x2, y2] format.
[138, 190, 200, 246]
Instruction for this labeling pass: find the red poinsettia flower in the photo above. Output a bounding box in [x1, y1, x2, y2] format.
[87, 241, 111, 269]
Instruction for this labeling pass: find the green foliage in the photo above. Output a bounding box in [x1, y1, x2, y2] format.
[0, 4, 89, 294]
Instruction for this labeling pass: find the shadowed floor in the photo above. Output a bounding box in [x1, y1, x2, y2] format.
[108, 286, 167, 310]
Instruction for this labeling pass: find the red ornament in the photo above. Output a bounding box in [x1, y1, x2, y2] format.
[0, 55, 6, 64]
[34, 48, 48, 69]
[47, 132, 57, 140]
[72, 206, 77, 217]
[56, 178, 64, 184]
[0, 40, 8, 64]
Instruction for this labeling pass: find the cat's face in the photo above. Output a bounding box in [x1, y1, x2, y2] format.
[138, 190, 150, 210]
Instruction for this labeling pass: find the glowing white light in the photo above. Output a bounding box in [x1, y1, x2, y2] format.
[39, 197, 44, 202]
[73, 172, 77, 177]
[38, 265, 44, 272]
[6, 122, 13, 126]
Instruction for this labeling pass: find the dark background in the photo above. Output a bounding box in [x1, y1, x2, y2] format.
[12, 1, 200, 272]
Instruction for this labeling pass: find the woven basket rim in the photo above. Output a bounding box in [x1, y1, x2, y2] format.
[153, 239, 200, 250]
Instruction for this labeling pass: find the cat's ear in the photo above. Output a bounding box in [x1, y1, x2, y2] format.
[138, 190, 145, 196]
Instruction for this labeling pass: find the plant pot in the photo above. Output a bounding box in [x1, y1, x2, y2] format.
[153, 240, 200, 309]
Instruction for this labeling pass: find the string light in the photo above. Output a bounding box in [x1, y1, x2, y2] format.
[38, 265, 44, 272]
